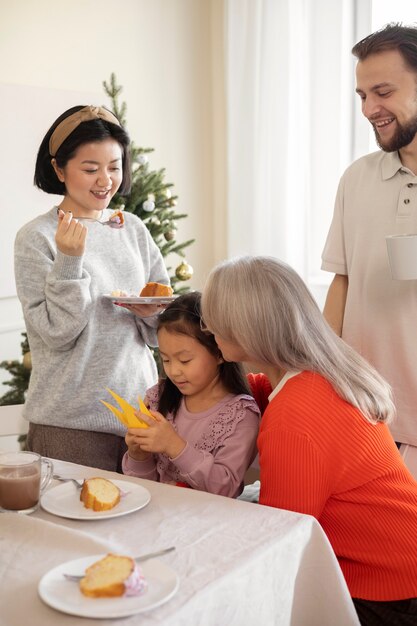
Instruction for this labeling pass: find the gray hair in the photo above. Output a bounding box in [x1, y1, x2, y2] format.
[201, 256, 395, 424]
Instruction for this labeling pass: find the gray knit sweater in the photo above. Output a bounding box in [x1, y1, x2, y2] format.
[14, 207, 169, 436]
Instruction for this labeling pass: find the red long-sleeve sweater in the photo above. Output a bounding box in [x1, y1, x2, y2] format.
[249, 371, 417, 601]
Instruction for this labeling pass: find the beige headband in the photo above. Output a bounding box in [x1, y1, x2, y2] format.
[49, 105, 121, 156]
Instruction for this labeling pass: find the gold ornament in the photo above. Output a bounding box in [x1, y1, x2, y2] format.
[175, 260, 193, 281]
[23, 351, 32, 370]
[164, 230, 176, 241]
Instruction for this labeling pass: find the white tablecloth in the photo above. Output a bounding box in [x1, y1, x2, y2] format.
[0, 459, 360, 626]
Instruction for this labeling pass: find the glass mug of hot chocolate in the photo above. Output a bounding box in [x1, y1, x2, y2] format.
[0, 451, 53, 514]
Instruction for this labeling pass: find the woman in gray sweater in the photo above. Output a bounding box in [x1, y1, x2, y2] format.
[14, 105, 169, 471]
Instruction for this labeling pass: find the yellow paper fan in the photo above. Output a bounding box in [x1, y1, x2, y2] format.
[100, 388, 151, 428]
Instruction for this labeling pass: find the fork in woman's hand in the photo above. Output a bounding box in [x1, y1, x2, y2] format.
[56, 207, 124, 229]
[76, 216, 124, 229]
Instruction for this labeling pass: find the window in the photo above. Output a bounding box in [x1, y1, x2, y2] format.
[372, 1, 416, 30]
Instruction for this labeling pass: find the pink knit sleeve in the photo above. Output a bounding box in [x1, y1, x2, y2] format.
[121, 450, 158, 481]
[169, 397, 260, 498]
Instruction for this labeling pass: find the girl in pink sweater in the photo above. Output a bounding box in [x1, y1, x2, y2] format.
[201, 255, 417, 626]
[122, 292, 259, 497]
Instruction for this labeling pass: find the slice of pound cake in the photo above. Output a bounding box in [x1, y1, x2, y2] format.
[140, 282, 173, 297]
[80, 477, 121, 511]
[80, 554, 147, 597]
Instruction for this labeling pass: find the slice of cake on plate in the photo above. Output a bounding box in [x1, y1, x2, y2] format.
[80, 554, 147, 597]
[80, 477, 121, 511]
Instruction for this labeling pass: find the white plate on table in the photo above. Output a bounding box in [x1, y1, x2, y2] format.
[104, 294, 177, 304]
[41, 479, 150, 520]
[39, 554, 179, 618]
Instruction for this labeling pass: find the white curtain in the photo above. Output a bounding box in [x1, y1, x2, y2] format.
[225, 0, 364, 289]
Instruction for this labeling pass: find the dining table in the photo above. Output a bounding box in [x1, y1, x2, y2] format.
[0, 458, 360, 626]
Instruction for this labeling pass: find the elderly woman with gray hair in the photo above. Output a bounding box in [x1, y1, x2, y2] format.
[201, 255, 417, 626]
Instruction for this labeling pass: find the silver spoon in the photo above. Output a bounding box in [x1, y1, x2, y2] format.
[63, 546, 176, 581]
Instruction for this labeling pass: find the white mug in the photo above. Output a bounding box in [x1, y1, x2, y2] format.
[0, 451, 53, 514]
[386, 234, 417, 280]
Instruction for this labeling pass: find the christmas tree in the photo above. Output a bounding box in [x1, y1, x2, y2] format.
[103, 73, 195, 291]
[0, 74, 195, 404]
[0, 333, 31, 406]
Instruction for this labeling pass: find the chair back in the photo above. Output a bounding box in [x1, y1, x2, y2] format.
[0, 404, 27, 437]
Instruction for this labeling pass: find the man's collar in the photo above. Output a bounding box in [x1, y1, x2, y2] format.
[381, 151, 405, 180]
[381, 150, 417, 179]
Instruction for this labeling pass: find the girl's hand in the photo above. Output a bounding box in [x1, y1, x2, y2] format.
[130, 410, 186, 459]
[125, 396, 154, 461]
[55, 209, 87, 256]
[125, 430, 152, 461]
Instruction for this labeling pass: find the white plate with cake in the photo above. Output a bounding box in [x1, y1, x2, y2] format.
[38, 553, 179, 618]
[105, 281, 177, 304]
[41, 477, 151, 520]
[104, 294, 177, 304]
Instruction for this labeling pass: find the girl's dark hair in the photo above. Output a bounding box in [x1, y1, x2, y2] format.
[352, 23, 417, 74]
[157, 291, 251, 417]
[34, 105, 132, 195]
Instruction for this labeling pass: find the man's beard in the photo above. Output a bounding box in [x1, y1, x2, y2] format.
[374, 113, 417, 152]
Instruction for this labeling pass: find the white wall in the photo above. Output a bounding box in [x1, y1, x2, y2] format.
[0, 0, 225, 371]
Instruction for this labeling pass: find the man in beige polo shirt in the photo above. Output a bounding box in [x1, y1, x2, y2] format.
[322, 23, 417, 479]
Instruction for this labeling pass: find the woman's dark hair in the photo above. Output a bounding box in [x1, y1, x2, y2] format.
[157, 291, 251, 417]
[352, 23, 417, 74]
[34, 105, 132, 195]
